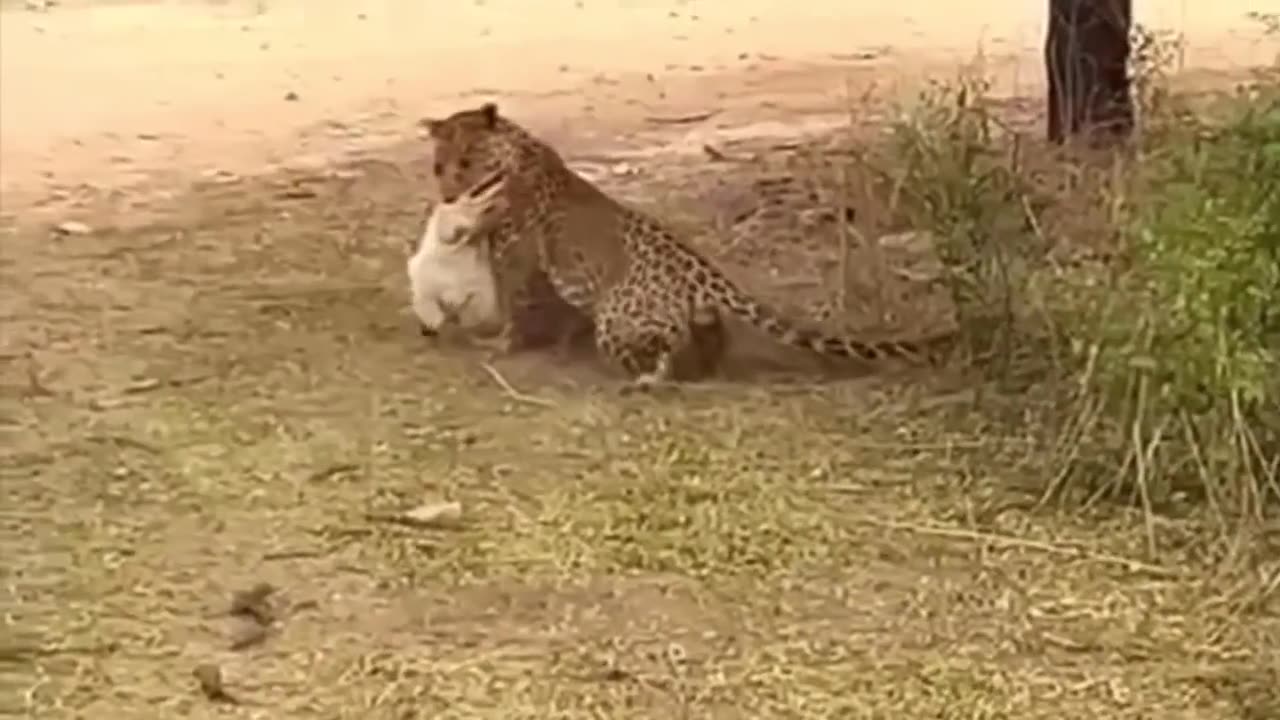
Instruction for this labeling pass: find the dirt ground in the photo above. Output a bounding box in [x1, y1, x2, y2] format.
[2, 1, 1278, 718]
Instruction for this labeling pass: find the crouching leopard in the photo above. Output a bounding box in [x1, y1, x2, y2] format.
[421, 102, 952, 388]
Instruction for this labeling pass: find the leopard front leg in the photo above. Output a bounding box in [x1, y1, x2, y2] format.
[467, 238, 540, 359]
[506, 267, 595, 360]
[467, 277, 525, 358]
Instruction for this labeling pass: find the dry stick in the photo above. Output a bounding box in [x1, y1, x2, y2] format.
[1233, 390, 1263, 519]
[644, 110, 719, 125]
[1131, 373, 1160, 559]
[1179, 408, 1226, 534]
[1203, 565, 1280, 647]
[1233, 388, 1280, 518]
[1260, 567, 1280, 605]
[480, 362, 555, 408]
[835, 75, 857, 317]
[836, 163, 853, 316]
[862, 518, 1185, 578]
[852, 79, 896, 323]
[701, 144, 741, 162]
[1038, 342, 1103, 509]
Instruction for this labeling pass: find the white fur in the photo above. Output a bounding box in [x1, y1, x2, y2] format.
[406, 185, 504, 335]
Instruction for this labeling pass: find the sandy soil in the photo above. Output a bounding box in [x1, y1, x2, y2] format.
[2, 2, 1278, 719]
[1, 0, 1274, 214]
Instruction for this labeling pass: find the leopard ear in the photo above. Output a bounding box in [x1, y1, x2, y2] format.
[478, 102, 499, 128]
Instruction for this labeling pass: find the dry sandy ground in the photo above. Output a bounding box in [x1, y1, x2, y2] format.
[1, 0, 1275, 212]
[2, 2, 1279, 719]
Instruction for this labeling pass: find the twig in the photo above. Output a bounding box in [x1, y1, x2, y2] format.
[261, 549, 322, 561]
[644, 110, 718, 125]
[362, 511, 460, 531]
[861, 518, 1186, 578]
[122, 375, 211, 395]
[275, 187, 318, 200]
[836, 163, 853, 315]
[481, 362, 555, 408]
[1259, 567, 1280, 605]
[304, 463, 360, 483]
[79, 434, 162, 454]
[701, 144, 733, 162]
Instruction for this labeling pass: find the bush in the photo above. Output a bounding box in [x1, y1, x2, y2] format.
[862, 69, 1279, 525]
[862, 76, 1049, 381]
[1056, 85, 1280, 516]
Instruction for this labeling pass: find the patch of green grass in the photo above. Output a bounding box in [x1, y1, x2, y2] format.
[856, 57, 1279, 526]
[1058, 84, 1280, 515]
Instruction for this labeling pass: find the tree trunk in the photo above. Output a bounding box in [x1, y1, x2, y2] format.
[1045, 0, 1134, 144]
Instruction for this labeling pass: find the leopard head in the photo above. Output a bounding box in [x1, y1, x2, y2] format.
[420, 102, 519, 203]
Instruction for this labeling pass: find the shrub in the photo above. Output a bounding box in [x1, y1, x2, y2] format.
[863, 75, 1049, 381]
[861, 67, 1279, 525]
[1055, 85, 1280, 517]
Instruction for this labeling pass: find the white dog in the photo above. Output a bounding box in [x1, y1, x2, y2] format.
[406, 171, 509, 338]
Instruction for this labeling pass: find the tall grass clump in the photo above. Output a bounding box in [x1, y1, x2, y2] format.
[1051, 84, 1280, 520]
[861, 76, 1050, 384]
[860, 55, 1279, 527]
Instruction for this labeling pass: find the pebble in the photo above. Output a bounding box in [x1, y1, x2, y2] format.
[54, 221, 92, 236]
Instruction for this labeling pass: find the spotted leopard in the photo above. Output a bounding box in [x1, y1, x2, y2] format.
[421, 102, 951, 387]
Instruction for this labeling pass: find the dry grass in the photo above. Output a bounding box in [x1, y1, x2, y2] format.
[2, 99, 1278, 720]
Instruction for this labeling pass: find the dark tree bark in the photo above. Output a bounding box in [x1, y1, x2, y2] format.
[1045, 0, 1134, 144]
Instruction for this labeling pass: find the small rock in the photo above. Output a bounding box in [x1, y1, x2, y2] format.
[203, 169, 241, 185]
[53, 221, 92, 236]
[192, 663, 237, 704]
[402, 501, 463, 527]
[876, 229, 939, 253]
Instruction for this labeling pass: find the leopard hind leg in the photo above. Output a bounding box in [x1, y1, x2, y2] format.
[593, 283, 696, 394]
[668, 306, 726, 382]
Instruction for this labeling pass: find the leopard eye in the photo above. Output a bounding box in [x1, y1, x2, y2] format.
[459, 158, 472, 171]
[432, 162, 443, 176]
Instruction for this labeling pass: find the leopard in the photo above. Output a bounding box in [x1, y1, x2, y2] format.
[421, 102, 952, 389]
[411, 166, 723, 378]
